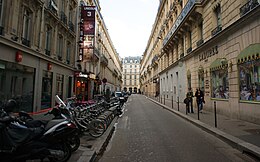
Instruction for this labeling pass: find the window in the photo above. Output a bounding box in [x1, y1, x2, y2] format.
[239, 60, 260, 101]
[45, 26, 52, 55]
[215, 5, 221, 27]
[212, 4, 222, 36]
[0, 61, 34, 112]
[66, 42, 71, 64]
[57, 35, 63, 60]
[41, 70, 53, 109]
[22, 8, 31, 46]
[211, 69, 229, 99]
[0, 0, 4, 26]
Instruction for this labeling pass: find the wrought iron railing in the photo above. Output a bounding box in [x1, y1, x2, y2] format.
[187, 47, 192, 53]
[60, 11, 67, 25]
[22, 38, 30, 47]
[240, 0, 259, 17]
[68, 21, 74, 32]
[45, 49, 51, 56]
[211, 25, 222, 36]
[196, 39, 204, 47]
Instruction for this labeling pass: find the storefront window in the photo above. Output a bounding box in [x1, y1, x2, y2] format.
[211, 69, 229, 99]
[0, 61, 34, 112]
[198, 67, 204, 92]
[41, 70, 52, 109]
[239, 60, 260, 101]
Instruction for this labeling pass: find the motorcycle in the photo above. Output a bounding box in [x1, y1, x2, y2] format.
[0, 99, 77, 162]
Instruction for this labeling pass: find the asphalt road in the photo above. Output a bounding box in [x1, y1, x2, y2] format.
[97, 94, 255, 162]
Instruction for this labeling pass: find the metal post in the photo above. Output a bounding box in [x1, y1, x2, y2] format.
[164, 95, 165, 105]
[214, 101, 217, 128]
[171, 96, 173, 108]
[177, 96, 179, 111]
[197, 101, 200, 120]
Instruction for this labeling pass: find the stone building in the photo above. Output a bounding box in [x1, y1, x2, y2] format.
[0, 0, 78, 112]
[0, 0, 121, 112]
[140, 0, 260, 124]
[122, 56, 141, 93]
[76, 0, 122, 100]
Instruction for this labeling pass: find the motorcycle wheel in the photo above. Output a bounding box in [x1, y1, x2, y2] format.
[48, 143, 71, 162]
[69, 135, 80, 152]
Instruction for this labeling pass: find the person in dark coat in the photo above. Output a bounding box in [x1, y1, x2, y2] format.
[186, 88, 194, 113]
[195, 88, 204, 112]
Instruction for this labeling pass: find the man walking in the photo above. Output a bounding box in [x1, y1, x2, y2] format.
[186, 88, 194, 113]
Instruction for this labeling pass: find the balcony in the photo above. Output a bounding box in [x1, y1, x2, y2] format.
[45, 49, 51, 56]
[187, 47, 192, 53]
[47, 0, 58, 16]
[60, 11, 67, 25]
[180, 53, 184, 58]
[196, 39, 204, 47]
[100, 54, 108, 66]
[58, 55, 62, 61]
[68, 21, 74, 32]
[240, 0, 259, 17]
[211, 25, 222, 36]
[152, 55, 159, 65]
[163, 0, 201, 47]
[0, 26, 3, 35]
[21, 38, 30, 47]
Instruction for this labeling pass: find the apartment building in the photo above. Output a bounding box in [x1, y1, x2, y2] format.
[0, 0, 78, 112]
[123, 56, 141, 93]
[0, 0, 122, 112]
[140, 0, 260, 124]
[76, 0, 122, 100]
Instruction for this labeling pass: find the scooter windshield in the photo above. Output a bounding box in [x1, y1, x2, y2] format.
[55, 95, 66, 107]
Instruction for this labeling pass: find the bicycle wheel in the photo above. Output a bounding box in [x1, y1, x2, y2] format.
[88, 119, 105, 138]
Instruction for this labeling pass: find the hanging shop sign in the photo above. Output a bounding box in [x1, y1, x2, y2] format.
[15, 51, 23, 62]
[80, 6, 96, 62]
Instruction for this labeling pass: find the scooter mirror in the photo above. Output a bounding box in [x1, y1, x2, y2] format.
[55, 95, 66, 107]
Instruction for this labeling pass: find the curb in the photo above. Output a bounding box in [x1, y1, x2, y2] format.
[148, 97, 260, 160]
[77, 116, 118, 162]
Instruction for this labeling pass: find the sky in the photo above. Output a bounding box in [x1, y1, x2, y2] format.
[100, 0, 159, 59]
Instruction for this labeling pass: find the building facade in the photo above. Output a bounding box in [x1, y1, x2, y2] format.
[122, 56, 141, 93]
[0, 0, 78, 112]
[0, 0, 121, 113]
[140, 0, 260, 124]
[76, 0, 122, 100]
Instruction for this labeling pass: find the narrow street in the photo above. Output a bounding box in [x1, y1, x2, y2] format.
[97, 94, 254, 162]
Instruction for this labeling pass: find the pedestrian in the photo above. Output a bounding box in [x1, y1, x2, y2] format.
[186, 88, 194, 113]
[195, 88, 204, 112]
[184, 97, 190, 114]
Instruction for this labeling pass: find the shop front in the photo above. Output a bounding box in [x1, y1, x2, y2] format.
[0, 60, 34, 112]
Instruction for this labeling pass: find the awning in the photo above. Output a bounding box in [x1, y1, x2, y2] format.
[237, 43, 260, 64]
[210, 58, 228, 71]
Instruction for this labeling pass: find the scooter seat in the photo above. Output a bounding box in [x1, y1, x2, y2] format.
[45, 119, 67, 130]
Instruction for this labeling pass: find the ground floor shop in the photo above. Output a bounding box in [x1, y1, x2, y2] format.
[0, 43, 74, 113]
[159, 15, 260, 124]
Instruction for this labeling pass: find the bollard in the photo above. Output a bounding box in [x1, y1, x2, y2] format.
[171, 96, 173, 109]
[177, 96, 179, 111]
[197, 101, 200, 120]
[214, 101, 217, 128]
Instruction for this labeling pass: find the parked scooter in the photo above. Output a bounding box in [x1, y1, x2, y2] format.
[17, 96, 80, 152]
[0, 99, 77, 162]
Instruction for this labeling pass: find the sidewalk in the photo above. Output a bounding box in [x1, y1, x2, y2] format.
[147, 96, 260, 160]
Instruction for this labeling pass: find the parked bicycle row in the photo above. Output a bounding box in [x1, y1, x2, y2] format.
[0, 94, 127, 162]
